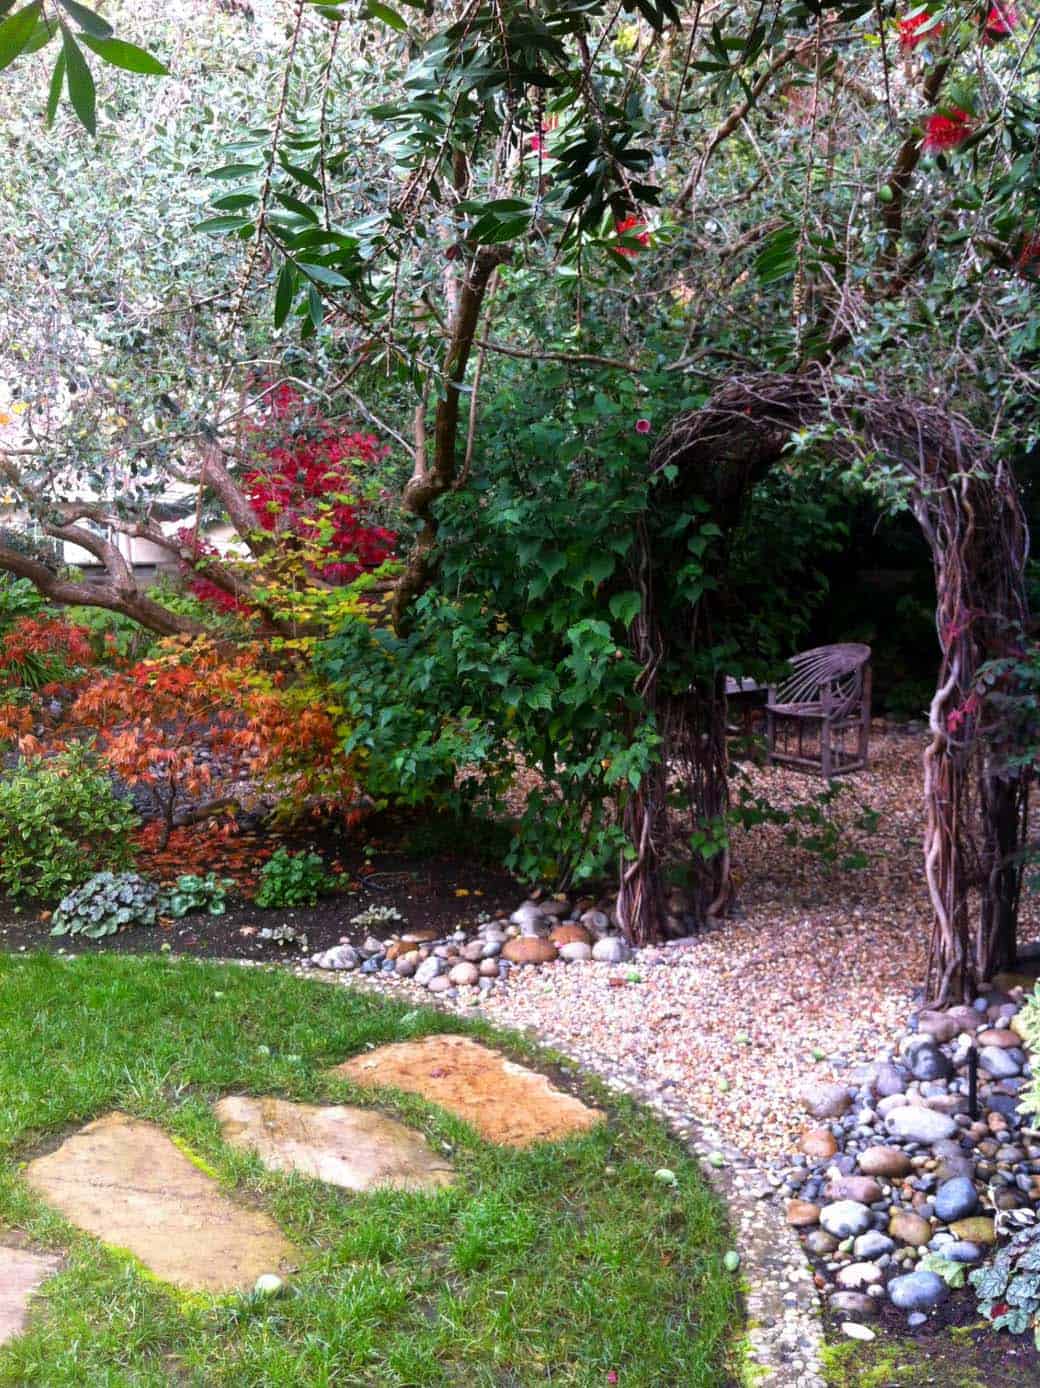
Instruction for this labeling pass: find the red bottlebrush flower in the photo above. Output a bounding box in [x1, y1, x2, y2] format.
[614, 214, 650, 255]
[635, 418, 652, 435]
[984, 2, 1017, 40]
[529, 129, 546, 154]
[899, 11, 942, 50]
[922, 107, 972, 153]
[1017, 236, 1040, 275]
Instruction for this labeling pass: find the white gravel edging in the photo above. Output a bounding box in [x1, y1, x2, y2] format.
[307, 965, 827, 1388]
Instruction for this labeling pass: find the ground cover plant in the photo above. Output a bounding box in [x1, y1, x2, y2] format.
[0, 953, 738, 1386]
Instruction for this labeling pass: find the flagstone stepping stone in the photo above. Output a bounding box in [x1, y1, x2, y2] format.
[213, 1096, 455, 1192]
[333, 1034, 603, 1147]
[24, 1114, 295, 1294]
[0, 1246, 60, 1347]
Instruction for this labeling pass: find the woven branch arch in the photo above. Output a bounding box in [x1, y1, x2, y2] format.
[619, 371, 1030, 1004]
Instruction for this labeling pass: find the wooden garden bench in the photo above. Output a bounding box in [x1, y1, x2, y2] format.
[766, 643, 872, 778]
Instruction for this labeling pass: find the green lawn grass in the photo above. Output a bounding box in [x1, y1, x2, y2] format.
[0, 954, 739, 1386]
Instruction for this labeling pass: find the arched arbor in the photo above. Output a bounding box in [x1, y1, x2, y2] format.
[617, 371, 1030, 1005]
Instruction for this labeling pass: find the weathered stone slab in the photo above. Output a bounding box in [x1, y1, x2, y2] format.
[0, 1246, 59, 1346]
[25, 1113, 295, 1293]
[333, 1034, 603, 1147]
[214, 1096, 455, 1192]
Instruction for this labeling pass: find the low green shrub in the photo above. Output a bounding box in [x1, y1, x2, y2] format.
[51, 871, 160, 938]
[0, 748, 138, 899]
[254, 848, 330, 908]
[161, 872, 233, 919]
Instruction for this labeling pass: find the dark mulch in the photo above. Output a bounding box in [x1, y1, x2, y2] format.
[823, 1263, 1040, 1387]
[0, 811, 525, 964]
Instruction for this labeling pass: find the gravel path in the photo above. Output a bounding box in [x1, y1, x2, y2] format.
[347, 731, 1040, 1160]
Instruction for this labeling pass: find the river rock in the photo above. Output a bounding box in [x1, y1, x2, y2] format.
[825, 1176, 884, 1205]
[888, 1271, 948, 1313]
[979, 1046, 1023, 1078]
[427, 974, 454, 993]
[873, 1062, 909, 1097]
[559, 941, 593, 962]
[502, 937, 558, 965]
[934, 1176, 980, 1223]
[591, 937, 631, 964]
[580, 909, 610, 935]
[801, 1128, 839, 1159]
[830, 1291, 879, 1319]
[549, 923, 592, 947]
[805, 1229, 839, 1255]
[836, 1262, 883, 1290]
[947, 1005, 983, 1033]
[395, 953, 419, 977]
[786, 1200, 821, 1228]
[510, 902, 549, 935]
[820, 1201, 872, 1238]
[854, 1230, 896, 1260]
[800, 1082, 852, 1120]
[857, 1146, 912, 1178]
[414, 956, 443, 987]
[942, 1240, 984, 1263]
[888, 1210, 932, 1246]
[448, 962, 480, 987]
[313, 943, 359, 970]
[949, 1216, 996, 1245]
[976, 1028, 1020, 1048]
[909, 1045, 953, 1082]
[916, 1011, 960, 1044]
[885, 1107, 957, 1145]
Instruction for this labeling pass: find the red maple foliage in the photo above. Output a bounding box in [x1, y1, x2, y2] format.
[72, 638, 357, 848]
[181, 386, 396, 613]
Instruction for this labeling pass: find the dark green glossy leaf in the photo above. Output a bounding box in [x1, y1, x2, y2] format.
[0, 1, 41, 73]
[78, 34, 168, 75]
[367, 0, 407, 31]
[45, 48, 65, 126]
[299, 261, 350, 287]
[57, 0, 111, 37]
[273, 260, 296, 328]
[60, 24, 95, 134]
[195, 214, 254, 233]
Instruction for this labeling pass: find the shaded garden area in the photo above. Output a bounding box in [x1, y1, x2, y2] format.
[1, 0, 1040, 1383]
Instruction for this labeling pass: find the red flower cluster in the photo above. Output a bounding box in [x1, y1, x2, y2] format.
[984, 1, 1018, 39]
[1017, 236, 1040, 275]
[922, 106, 972, 152]
[898, 10, 942, 49]
[614, 214, 650, 255]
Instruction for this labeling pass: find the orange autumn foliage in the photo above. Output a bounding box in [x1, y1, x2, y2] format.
[72, 638, 357, 846]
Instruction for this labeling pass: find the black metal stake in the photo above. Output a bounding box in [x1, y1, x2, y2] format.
[968, 1044, 979, 1121]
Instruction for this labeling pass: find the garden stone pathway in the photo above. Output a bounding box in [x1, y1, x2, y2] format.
[0, 1246, 59, 1346]
[334, 1034, 603, 1146]
[25, 1114, 296, 1293]
[214, 1096, 456, 1191]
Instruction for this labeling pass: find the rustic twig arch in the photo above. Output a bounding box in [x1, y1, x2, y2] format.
[618, 371, 1030, 1004]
